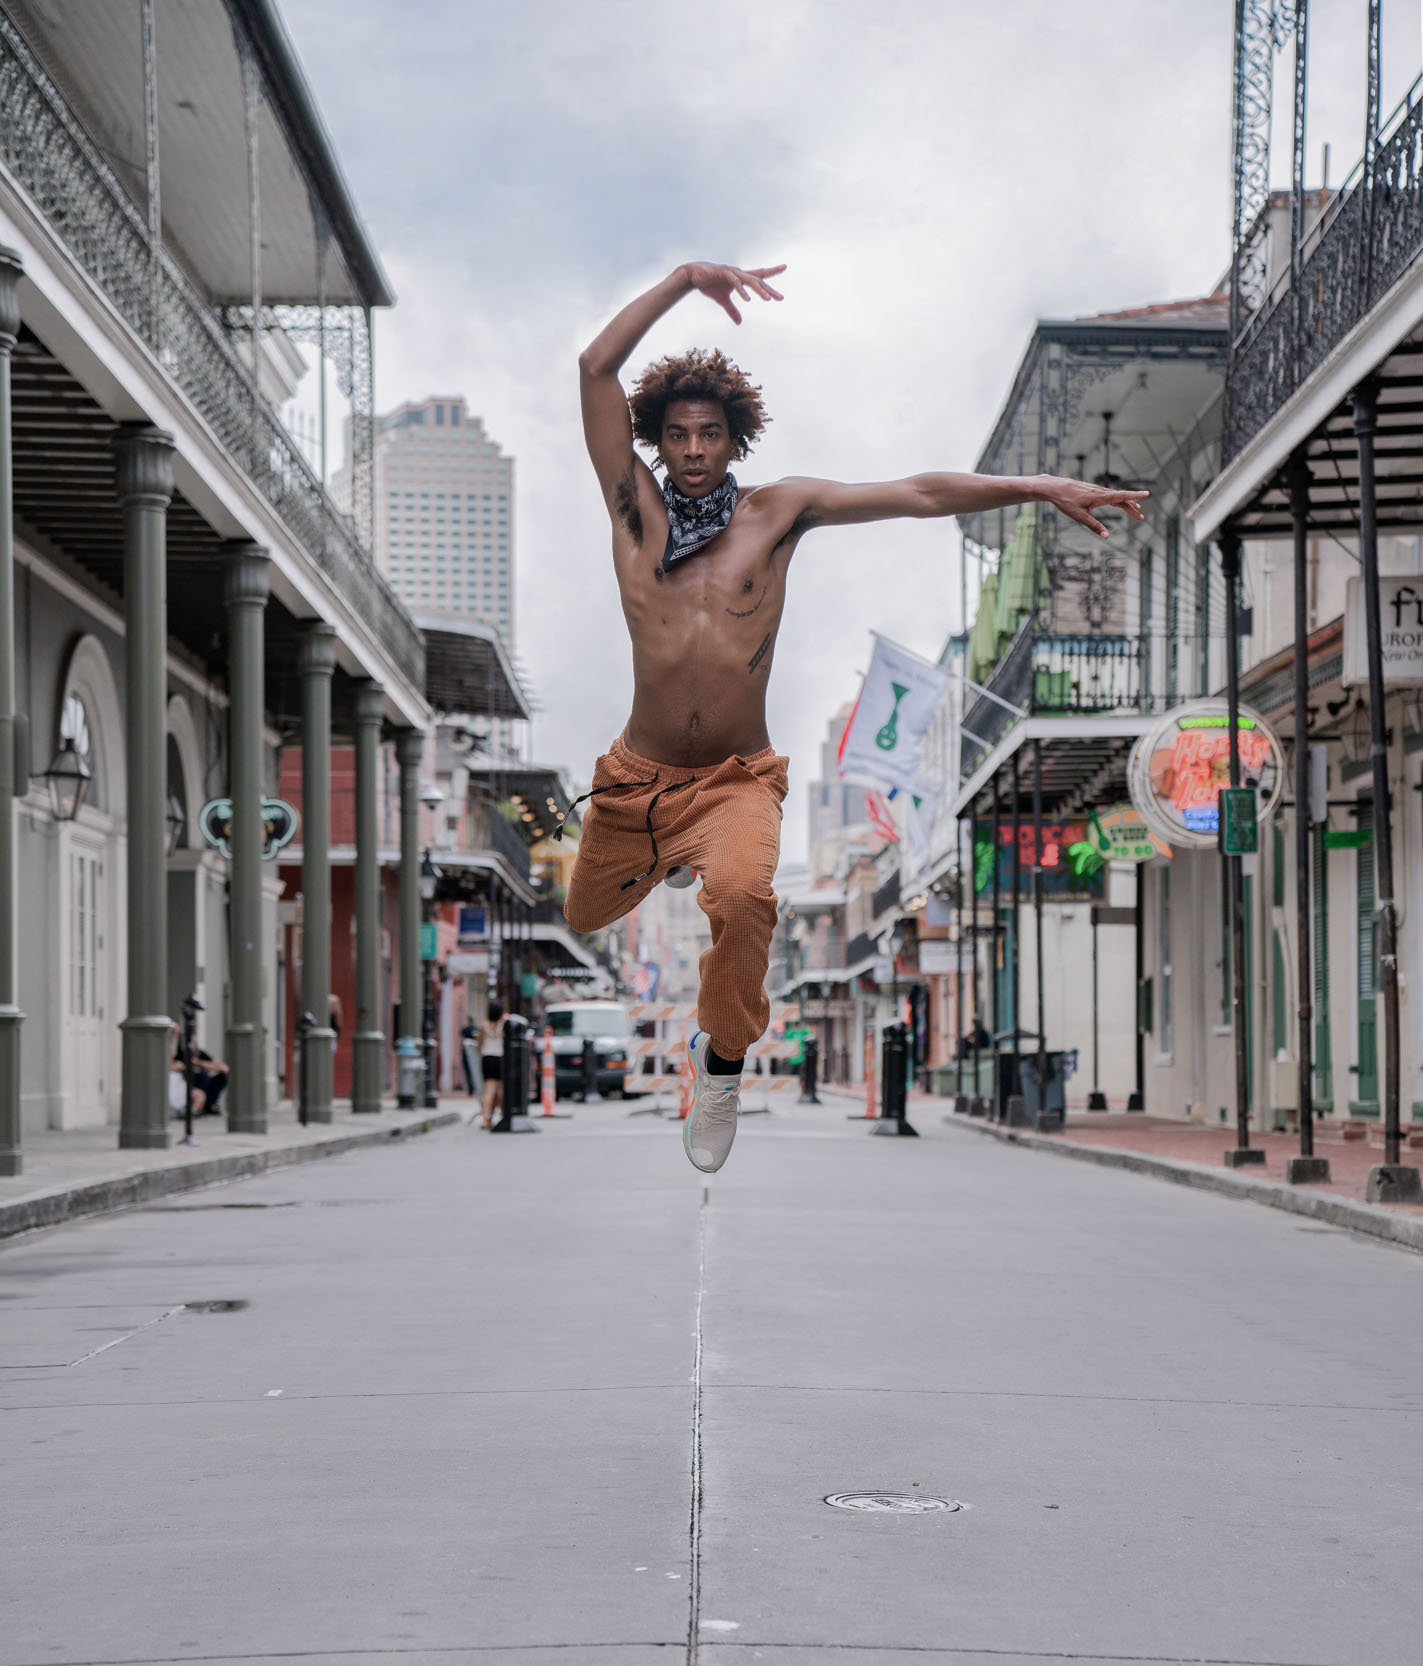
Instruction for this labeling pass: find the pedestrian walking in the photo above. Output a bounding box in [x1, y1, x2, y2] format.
[564, 259, 1147, 1173]
[478, 1000, 505, 1131]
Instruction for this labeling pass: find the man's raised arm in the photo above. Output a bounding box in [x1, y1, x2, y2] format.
[771, 471, 1148, 541]
[578, 262, 785, 506]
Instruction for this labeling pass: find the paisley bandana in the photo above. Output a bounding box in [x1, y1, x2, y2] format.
[660, 473, 739, 572]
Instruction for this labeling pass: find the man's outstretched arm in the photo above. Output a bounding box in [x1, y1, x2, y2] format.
[770, 472, 1148, 540]
[578, 262, 784, 507]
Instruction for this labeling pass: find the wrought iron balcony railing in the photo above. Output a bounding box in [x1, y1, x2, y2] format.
[1225, 67, 1423, 461]
[0, 11, 423, 691]
[465, 804, 533, 883]
[960, 624, 1149, 777]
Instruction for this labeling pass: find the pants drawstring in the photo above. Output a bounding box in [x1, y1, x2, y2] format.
[553, 772, 695, 891]
[619, 778, 695, 890]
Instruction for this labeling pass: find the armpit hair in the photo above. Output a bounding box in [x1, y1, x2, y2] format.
[613, 468, 643, 543]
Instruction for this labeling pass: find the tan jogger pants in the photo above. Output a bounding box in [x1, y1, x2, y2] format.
[563, 734, 788, 1060]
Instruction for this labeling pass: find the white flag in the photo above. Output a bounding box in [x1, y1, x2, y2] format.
[900, 786, 940, 885]
[838, 634, 951, 796]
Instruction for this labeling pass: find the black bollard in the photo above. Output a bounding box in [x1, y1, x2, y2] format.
[872, 1021, 918, 1137]
[295, 1009, 315, 1127]
[494, 1014, 536, 1133]
[580, 1035, 603, 1105]
[798, 1035, 822, 1104]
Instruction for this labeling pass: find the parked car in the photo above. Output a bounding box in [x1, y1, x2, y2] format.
[542, 1001, 640, 1099]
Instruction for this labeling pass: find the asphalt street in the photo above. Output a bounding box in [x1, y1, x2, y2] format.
[2, 1095, 1420, 1665]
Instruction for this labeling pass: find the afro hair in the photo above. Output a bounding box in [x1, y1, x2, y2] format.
[627, 348, 769, 464]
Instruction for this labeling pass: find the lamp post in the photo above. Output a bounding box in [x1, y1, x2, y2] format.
[419, 846, 439, 1109]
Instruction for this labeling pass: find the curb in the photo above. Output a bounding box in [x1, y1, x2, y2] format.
[0, 1111, 463, 1243]
[943, 1112, 1423, 1254]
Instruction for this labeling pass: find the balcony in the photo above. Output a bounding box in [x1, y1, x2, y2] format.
[464, 804, 532, 884]
[961, 624, 1150, 776]
[0, 10, 423, 691]
[1226, 69, 1423, 461]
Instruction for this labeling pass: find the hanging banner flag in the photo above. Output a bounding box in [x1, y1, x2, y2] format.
[865, 789, 901, 844]
[901, 787, 940, 886]
[837, 634, 951, 796]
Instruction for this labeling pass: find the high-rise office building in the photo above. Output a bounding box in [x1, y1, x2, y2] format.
[371, 394, 515, 644]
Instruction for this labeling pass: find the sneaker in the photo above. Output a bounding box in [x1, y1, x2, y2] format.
[665, 865, 696, 889]
[683, 1031, 742, 1173]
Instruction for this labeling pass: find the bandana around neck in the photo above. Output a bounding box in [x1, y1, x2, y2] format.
[660, 473, 739, 571]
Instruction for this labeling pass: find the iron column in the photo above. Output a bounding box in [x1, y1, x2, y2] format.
[1287, 454, 1328, 1183]
[115, 424, 176, 1150]
[1034, 737, 1048, 1123]
[969, 796, 982, 1110]
[1011, 749, 1021, 1101]
[395, 728, 423, 1107]
[1353, 382, 1419, 1200]
[990, 768, 1002, 1118]
[1221, 530, 1262, 1165]
[223, 542, 270, 1134]
[351, 680, 385, 1113]
[0, 247, 21, 1175]
[298, 622, 338, 1122]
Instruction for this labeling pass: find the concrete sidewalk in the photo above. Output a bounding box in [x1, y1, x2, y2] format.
[0, 1099, 463, 1240]
[2, 1090, 1420, 1664]
[820, 1084, 1423, 1252]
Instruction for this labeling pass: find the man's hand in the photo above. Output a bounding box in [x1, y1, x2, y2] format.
[683, 261, 786, 325]
[1037, 475, 1149, 539]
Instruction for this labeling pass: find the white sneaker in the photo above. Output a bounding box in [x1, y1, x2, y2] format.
[665, 865, 697, 889]
[683, 1031, 741, 1173]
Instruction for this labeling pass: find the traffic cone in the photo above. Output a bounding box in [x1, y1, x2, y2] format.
[539, 1025, 557, 1116]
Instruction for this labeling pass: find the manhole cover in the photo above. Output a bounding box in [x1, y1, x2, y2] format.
[824, 1492, 960, 1514]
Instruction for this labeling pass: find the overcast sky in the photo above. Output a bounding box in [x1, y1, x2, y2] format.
[281, 0, 1417, 858]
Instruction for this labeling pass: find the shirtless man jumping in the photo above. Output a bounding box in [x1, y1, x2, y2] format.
[566, 261, 1146, 1174]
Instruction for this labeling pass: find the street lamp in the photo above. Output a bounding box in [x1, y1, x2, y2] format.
[419, 847, 439, 1108]
[165, 792, 186, 856]
[42, 740, 90, 822]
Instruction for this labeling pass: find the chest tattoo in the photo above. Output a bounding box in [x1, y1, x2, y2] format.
[726, 581, 769, 619]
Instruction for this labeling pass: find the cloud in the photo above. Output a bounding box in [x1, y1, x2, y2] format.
[280, 0, 1396, 856]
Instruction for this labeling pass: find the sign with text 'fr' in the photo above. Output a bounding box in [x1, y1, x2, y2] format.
[1343, 577, 1423, 688]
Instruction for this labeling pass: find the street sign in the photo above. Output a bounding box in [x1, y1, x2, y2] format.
[1322, 827, 1372, 850]
[457, 904, 488, 946]
[419, 921, 437, 960]
[1217, 787, 1259, 855]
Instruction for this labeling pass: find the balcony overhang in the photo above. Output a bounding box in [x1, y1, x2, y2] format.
[3, 0, 391, 308]
[429, 848, 536, 908]
[949, 712, 1157, 824]
[1192, 263, 1423, 545]
[416, 615, 531, 722]
[463, 760, 572, 843]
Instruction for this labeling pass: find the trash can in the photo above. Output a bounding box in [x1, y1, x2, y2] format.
[1019, 1051, 1067, 1131]
[395, 1037, 423, 1109]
